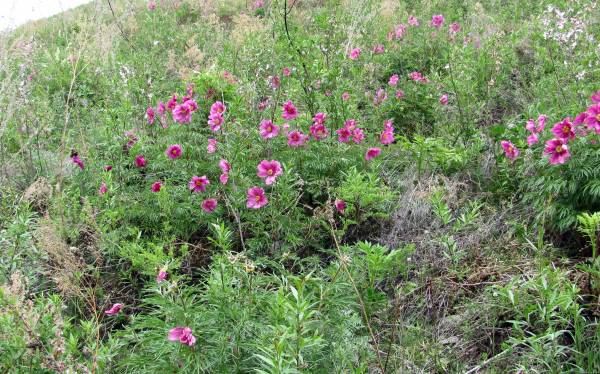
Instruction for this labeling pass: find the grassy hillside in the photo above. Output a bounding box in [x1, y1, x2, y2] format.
[1, 0, 600, 372]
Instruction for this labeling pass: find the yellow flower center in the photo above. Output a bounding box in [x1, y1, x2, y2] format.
[267, 169, 273, 176]
[172, 149, 178, 155]
[255, 195, 261, 201]
[196, 180, 203, 186]
[563, 125, 570, 134]
[556, 145, 563, 153]
[596, 114, 600, 122]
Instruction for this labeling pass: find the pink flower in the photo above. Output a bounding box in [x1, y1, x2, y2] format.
[388, 74, 399, 86]
[71, 155, 84, 170]
[282, 100, 298, 120]
[219, 173, 229, 184]
[551, 118, 575, 141]
[219, 159, 231, 174]
[258, 98, 269, 111]
[380, 130, 394, 145]
[166, 144, 182, 159]
[395, 90, 405, 99]
[147, 1, 156, 10]
[585, 104, 600, 131]
[151, 181, 162, 192]
[156, 270, 167, 283]
[207, 138, 217, 154]
[201, 198, 218, 213]
[383, 119, 393, 131]
[349, 48, 361, 60]
[167, 94, 178, 111]
[189, 176, 209, 193]
[185, 99, 198, 112]
[526, 133, 539, 146]
[257, 160, 283, 185]
[431, 15, 445, 29]
[313, 112, 327, 125]
[334, 199, 346, 214]
[99, 182, 108, 196]
[210, 101, 226, 115]
[395, 24, 407, 39]
[408, 15, 419, 26]
[341, 92, 350, 101]
[146, 107, 155, 124]
[172, 103, 192, 124]
[373, 88, 388, 106]
[409, 71, 428, 83]
[105, 303, 123, 316]
[544, 138, 570, 164]
[259, 120, 280, 139]
[439, 94, 448, 105]
[449, 22, 460, 34]
[135, 155, 147, 168]
[372, 44, 385, 54]
[282, 67, 291, 76]
[208, 112, 224, 131]
[537, 115, 547, 132]
[268, 75, 281, 89]
[590, 90, 600, 103]
[500, 140, 519, 160]
[345, 119, 357, 131]
[352, 128, 364, 144]
[365, 147, 381, 161]
[310, 123, 329, 140]
[336, 126, 352, 143]
[574, 112, 588, 126]
[287, 130, 308, 147]
[525, 119, 536, 132]
[247, 186, 268, 209]
[186, 83, 194, 96]
[168, 327, 196, 347]
[104, 165, 113, 172]
[254, 0, 264, 9]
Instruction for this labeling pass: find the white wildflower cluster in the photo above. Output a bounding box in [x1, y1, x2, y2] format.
[540, 2, 596, 53]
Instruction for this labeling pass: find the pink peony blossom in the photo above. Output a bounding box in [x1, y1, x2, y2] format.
[287, 130, 309, 147]
[258, 98, 269, 111]
[449, 22, 460, 34]
[135, 155, 147, 168]
[208, 112, 224, 131]
[408, 15, 419, 26]
[525, 119, 536, 132]
[282, 100, 298, 120]
[257, 160, 283, 185]
[544, 138, 570, 164]
[283, 67, 291, 76]
[185, 99, 198, 112]
[551, 118, 575, 141]
[146, 107, 155, 124]
[334, 199, 346, 214]
[345, 119, 357, 131]
[247, 186, 268, 209]
[349, 48, 361, 60]
[431, 15, 445, 29]
[352, 128, 364, 144]
[207, 138, 217, 154]
[219, 173, 229, 184]
[373, 88, 388, 106]
[99, 182, 108, 196]
[500, 141, 519, 160]
[166, 144, 182, 159]
[336, 126, 352, 143]
[269, 75, 281, 89]
[395, 24, 407, 39]
[380, 130, 394, 145]
[372, 44, 385, 54]
[71, 155, 84, 170]
[439, 94, 448, 105]
[409, 71, 428, 83]
[151, 181, 162, 192]
[147, 1, 156, 11]
[201, 198, 218, 213]
[168, 327, 196, 347]
[388, 74, 399, 86]
[365, 147, 382, 161]
[310, 123, 329, 140]
[395, 90, 405, 99]
[172, 103, 192, 123]
[156, 270, 167, 283]
[585, 104, 600, 131]
[383, 119, 394, 131]
[590, 90, 600, 103]
[313, 112, 327, 125]
[105, 303, 123, 316]
[219, 159, 231, 174]
[526, 133, 539, 146]
[259, 120, 280, 139]
[210, 101, 226, 115]
[342, 92, 350, 101]
[574, 112, 588, 126]
[167, 94, 178, 111]
[189, 176, 209, 193]
[104, 165, 113, 172]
